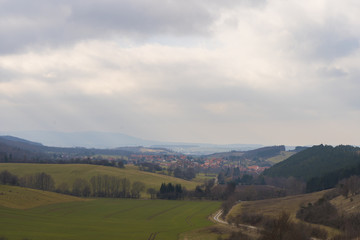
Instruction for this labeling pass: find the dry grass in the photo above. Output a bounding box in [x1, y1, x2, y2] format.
[228, 190, 328, 220]
[331, 193, 360, 214]
[227, 190, 344, 237]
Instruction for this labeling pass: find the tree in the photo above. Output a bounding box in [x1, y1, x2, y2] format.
[158, 183, 183, 200]
[147, 188, 157, 199]
[72, 178, 91, 197]
[174, 168, 183, 179]
[56, 182, 70, 194]
[0, 170, 19, 185]
[19, 172, 55, 191]
[184, 168, 196, 180]
[217, 172, 225, 185]
[131, 181, 145, 198]
[120, 178, 131, 198]
[34, 172, 55, 191]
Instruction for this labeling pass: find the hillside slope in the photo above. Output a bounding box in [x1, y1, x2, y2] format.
[0, 185, 83, 209]
[0, 163, 198, 191]
[262, 145, 360, 181]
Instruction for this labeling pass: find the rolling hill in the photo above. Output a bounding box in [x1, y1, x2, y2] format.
[0, 163, 198, 192]
[0, 185, 83, 209]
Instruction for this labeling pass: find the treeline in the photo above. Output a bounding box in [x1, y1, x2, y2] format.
[157, 183, 184, 199]
[0, 157, 125, 168]
[138, 162, 162, 172]
[64, 176, 145, 198]
[54, 158, 125, 168]
[0, 170, 145, 198]
[0, 170, 55, 191]
[172, 167, 196, 180]
[217, 167, 255, 185]
[217, 167, 306, 196]
[137, 163, 198, 181]
[306, 161, 360, 192]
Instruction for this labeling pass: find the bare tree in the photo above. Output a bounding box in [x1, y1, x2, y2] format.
[131, 181, 145, 198]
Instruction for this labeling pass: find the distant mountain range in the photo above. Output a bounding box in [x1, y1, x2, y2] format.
[0, 131, 263, 155]
[0, 135, 178, 163]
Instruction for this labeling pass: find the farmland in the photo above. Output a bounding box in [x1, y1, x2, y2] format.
[0, 185, 220, 240]
[0, 185, 84, 209]
[0, 163, 199, 192]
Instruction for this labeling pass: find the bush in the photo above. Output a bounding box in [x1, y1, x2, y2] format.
[226, 231, 252, 240]
[260, 212, 327, 240]
[296, 198, 339, 228]
[0, 170, 19, 185]
[228, 211, 264, 227]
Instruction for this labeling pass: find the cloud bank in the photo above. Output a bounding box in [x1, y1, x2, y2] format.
[1, 0, 360, 145]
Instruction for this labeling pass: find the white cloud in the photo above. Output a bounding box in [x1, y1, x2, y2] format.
[1, 0, 360, 145]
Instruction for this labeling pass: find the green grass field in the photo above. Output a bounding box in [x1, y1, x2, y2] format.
[0, 185, 220, 240]
[0, 163, 198, 193]
[0, 185, 84, 209]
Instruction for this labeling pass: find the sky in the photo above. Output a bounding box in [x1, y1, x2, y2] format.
[1, 0, 360, 146]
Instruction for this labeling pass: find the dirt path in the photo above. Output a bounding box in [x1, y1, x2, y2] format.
[213, 209, 258, 231]
[213, 210, 228, 224]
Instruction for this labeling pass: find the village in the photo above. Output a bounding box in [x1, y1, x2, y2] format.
[127, 153, 269, 175]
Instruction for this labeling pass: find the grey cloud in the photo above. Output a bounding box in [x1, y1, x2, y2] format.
[0, 0, 215, 53]
[317, 67, 348, 78]
[324, 73, 360, 111]
[0, 66, 21, 82]
[70, 1, 213, 35]
[290, 19, 360, 61]
[314, 36, 359, 60]
[0, 0, 269, 53]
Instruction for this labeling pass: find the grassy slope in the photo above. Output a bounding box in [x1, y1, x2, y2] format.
[330, 193, 360, 214]
[228, 190, 328, 220]
[228, 190, 342, 237]
[0, 185, 83, 209]
[0, 163, 198, 191]
[0, 195, 220, 240]
[266, 151, 295, 164]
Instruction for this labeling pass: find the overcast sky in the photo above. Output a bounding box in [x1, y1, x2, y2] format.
[1, 0, 360, 146]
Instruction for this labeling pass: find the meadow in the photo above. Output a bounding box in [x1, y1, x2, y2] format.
[0, 185, 220, 240]
[0, 163, 199, 192]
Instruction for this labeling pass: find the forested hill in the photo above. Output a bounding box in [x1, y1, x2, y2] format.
[262, 145, 360, 181]
[207, 145, 285, 159]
